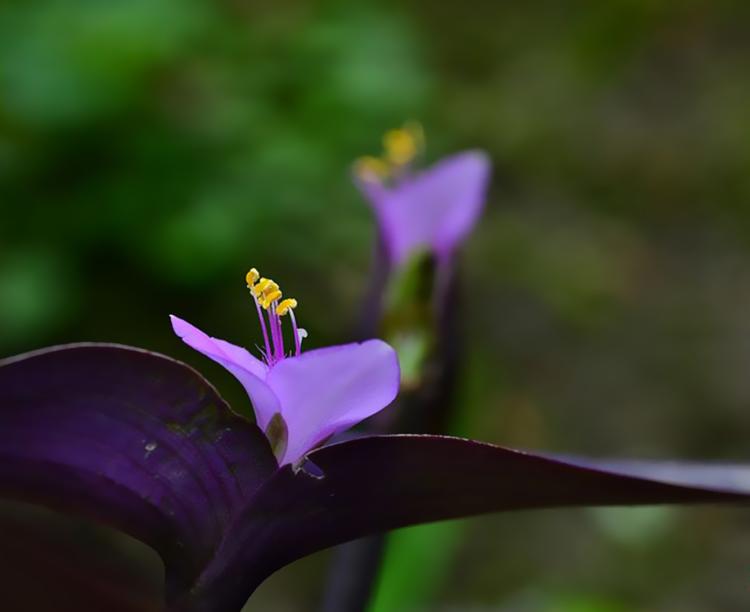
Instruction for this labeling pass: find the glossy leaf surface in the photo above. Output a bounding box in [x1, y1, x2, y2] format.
[0, 344, 277, 601]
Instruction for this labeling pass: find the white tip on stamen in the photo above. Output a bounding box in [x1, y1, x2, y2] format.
[297, 328, 308, 345]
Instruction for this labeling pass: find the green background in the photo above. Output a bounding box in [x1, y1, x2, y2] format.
[2, 0, 750, 610]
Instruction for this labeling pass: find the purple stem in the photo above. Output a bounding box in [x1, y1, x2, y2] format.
[319, 535, 386, 612]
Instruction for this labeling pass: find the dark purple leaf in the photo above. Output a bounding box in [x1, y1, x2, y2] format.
[0, 344, 277, 602]
[0, 500, 163, 612]
[2, 345, 750, 612]
[188, 437, 750, 609]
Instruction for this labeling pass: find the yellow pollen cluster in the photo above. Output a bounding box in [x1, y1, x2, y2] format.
[354, 156, 390, 181]
[245, 268, 260, 286]
[277, 298, 297, 316]
[246, 268, 297, 314]
[384, 124, 421, 166]
[354, 121, 424, 181]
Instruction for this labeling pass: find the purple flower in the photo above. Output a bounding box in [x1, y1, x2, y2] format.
[171, 268, 399, 466]
[354, 123, 491, 267]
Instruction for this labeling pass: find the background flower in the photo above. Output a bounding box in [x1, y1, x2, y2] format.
[354, 128, 491, 267]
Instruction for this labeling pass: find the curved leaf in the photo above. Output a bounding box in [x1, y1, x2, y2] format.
[0, 344, 277, 601]
[191, 436, 750, 609]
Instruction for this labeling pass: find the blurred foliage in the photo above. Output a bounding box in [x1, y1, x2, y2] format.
[3, 0, 750, 610]
[0, 0, 429, 355]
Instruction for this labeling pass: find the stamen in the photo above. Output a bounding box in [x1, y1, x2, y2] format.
[246, 268, 260, 286]
[269, 303, 284, 362]
[244, 268, 304, 365]
[383, 122, 423, 167]
[356, 122, 425, 183]
[253, 278, 277, 299]
[288, 308, 301, 356]
[246, 269, 272, 360]
[354, 156, 390, 182]
[277, 298, 297, 316]
[253, 297, 272, 359]
[260, 289, 281, 310]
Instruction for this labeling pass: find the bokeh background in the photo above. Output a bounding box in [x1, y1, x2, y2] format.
[2, 0, 750, 610]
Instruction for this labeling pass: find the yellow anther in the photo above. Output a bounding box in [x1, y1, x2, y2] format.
[246, 268, 260, 287]
[354, 156, 390, 182]
[383, 125, 420, 166]
[252, 278, 276, 298]
[261, 289, 282, 309]
[277, 298, 298, 316]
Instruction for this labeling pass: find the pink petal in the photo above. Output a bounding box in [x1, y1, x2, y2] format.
[170, 315, 279, 429]
[358, 151, 491, 265]
[266, 340, 400, 465]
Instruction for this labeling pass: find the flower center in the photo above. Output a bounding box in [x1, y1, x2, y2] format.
[246, 268, 305, 366]
[354, 121, 424, 183]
